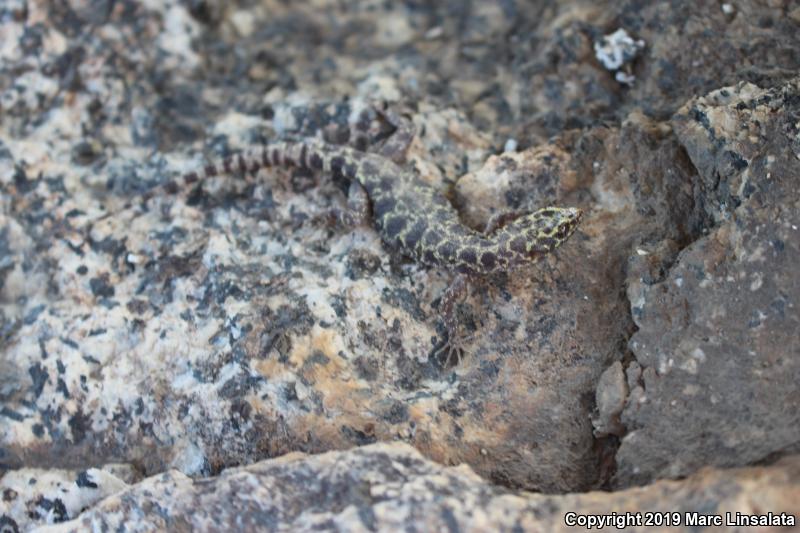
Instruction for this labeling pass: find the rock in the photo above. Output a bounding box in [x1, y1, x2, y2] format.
[32, 443, 800, 533]
[592, 361, 627, 438]
[0, 464, 133, 531]
[616, 78, 800, 486]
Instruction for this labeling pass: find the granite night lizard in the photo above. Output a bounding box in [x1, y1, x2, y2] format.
[147, 135, 583, 364]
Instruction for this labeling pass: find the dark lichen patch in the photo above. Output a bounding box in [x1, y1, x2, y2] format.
[219, 373, 264, 400]
[345, 249, 382, 279]
[393, 353, 425, 391]
[305, 351, 331, 367]
[75, 471, 98, 489]
[354, 356, 379, 381]
[67, 409, 92, 444]
[340, 425, 377, 446]
[329, 294, 347, 319]
[382, 287, 426, 322]
[253, 301, 315, 361]
[56, 378, 69, 399]
[1, 407, 25, 422]
[32, 495, 68, 523]
[381, 400, 409, 424]
[126, 299, 149, 315]
[28, 363, 48, 399]
[22, 304, 45, 325]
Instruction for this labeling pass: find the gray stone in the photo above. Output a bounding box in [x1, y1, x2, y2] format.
[593, 361, 627, 437]
[33, 444, 800, 533]
[616, 78, 800, 486]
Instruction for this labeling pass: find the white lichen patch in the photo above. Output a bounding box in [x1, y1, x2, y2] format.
[594, 29, 645, 71]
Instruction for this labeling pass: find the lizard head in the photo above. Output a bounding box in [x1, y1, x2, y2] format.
[503, 207, 583, 258]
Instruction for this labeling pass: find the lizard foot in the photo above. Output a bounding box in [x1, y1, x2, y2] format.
[434, 273, 472, 368]
[310, 180, 371, 229]
[434, 329, 474, 368]
[374, 104, 416, 165]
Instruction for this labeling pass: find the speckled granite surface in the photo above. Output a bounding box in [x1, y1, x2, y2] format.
[29, 443, 800, 533]
[1, 0, 799, 531]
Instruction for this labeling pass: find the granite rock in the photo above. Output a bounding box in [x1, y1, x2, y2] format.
[0, 464, 134, 531]
[32, 443, 800, 533]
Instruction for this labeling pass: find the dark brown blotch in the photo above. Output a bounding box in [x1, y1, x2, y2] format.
[510, 236, 527, 254]
[459, 248, 478, 265]
[423, 229, 443, 246]
[360, 159, 379, 178]
[223, 157, 233, 173]
[184, 172, 199, 185]
[480, 252, 497, 269]
[373, 196, 397, 217]
[437, 242, 457, 261]
[204, 164, 217, 177]
[384, 216, 407, 239]
[272, 149, 281, 166]
[237, 154, 248, 173]
[402, 219, 427, 248]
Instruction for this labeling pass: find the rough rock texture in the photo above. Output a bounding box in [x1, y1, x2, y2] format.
[1, 0, 799, 530]
[31, 443, 800, 533]
[617, 79, 800, 486]
[0, 464, 134, 529]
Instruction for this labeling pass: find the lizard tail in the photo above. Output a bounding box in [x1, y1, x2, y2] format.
[140, 142, 321, 203]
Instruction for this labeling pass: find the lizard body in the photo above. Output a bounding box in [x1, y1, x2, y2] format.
[158, 139, 582, 364]
[173, 140, 582, 276]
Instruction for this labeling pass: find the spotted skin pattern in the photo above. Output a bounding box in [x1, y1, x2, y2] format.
[165, 140, 583, 364]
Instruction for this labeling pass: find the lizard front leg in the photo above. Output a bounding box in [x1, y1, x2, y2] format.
[314, 179, 372, 228]
[484, 211, 525, 234]
[375, 106, 416, 165]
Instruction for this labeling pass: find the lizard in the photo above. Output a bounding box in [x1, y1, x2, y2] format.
[144, 128, 583, 366]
